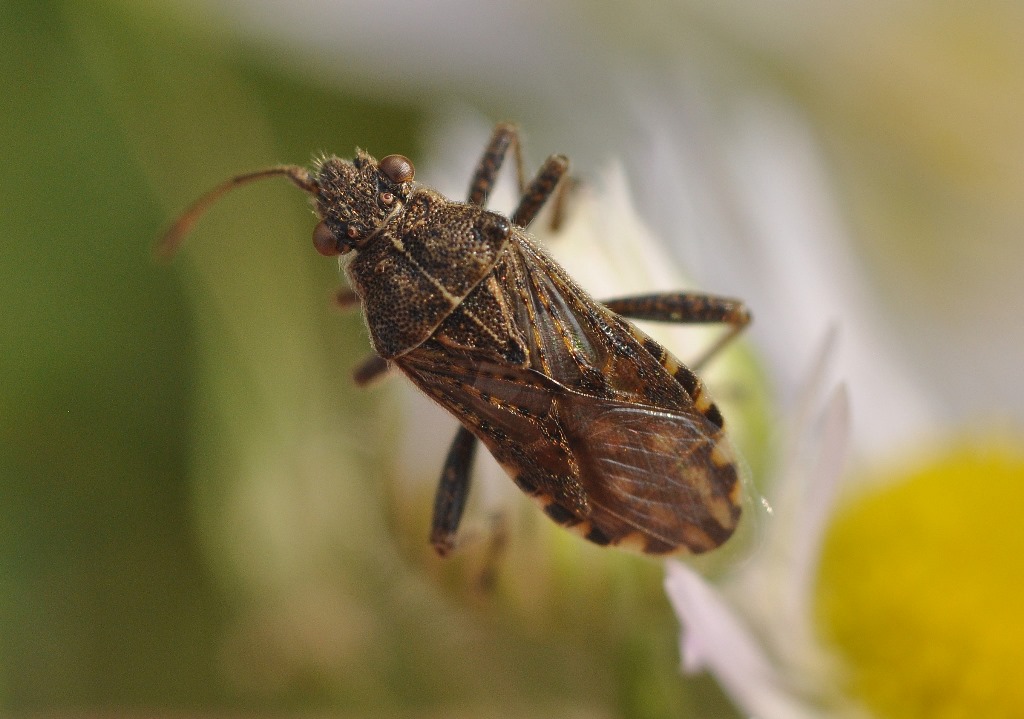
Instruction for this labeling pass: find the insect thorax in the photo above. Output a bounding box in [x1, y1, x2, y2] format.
[346, 189, 513, 359]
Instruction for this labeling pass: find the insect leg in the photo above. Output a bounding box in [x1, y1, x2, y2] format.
[511, 154, 570, 229]
[333, 287, 359, 310]
[430, 425, 479, 556]
[467, 122, 525, 207]
[336, 290, 388, 385]
[352, 355, 390, 386]
[476, 511, 509, 592]
[603, 292, 751, 370]
[468, 124, 574, 229]
[546, 175, 576, 233]
[441, 121, 527, 556]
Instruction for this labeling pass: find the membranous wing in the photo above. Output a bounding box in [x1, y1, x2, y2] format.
[396, 234, 742, 554]
[559, 394, 741, 554]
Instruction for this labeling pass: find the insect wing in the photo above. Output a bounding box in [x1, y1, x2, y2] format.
[398, 350, 741, 554]
[557, 394, 742, 554]
[517, 245, 743, 551]
[398, 350, 590, 517]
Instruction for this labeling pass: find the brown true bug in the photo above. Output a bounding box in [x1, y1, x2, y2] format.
[159, 123, 752, 557]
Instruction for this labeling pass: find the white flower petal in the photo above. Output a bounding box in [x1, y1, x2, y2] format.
[729, 328, 850, 618]
[629, 93, 941, 459]
[665, 560, 826, 719]
[789, 384, 850, 619]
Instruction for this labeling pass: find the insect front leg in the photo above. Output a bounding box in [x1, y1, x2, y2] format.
[603, 292, 752, 371]
[511, 154, 570, 230]
[332, 288, 392, 385]
[467, 124, 573, 231]
[467, 122, 526, 207]
[430, 425, 479, 556]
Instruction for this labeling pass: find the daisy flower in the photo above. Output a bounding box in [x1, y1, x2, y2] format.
[653, 98, 1024, 719]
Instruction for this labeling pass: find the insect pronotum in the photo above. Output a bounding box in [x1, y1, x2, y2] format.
[159, 123, 752, 557]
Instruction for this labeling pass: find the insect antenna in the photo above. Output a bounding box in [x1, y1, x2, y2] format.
[155, 165, 318, 261]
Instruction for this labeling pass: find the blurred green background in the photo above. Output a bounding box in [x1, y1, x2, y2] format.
[1, 1, 399, 711]
[3, 0, 1022, 716]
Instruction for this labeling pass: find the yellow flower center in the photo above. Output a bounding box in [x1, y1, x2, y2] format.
[816, 443, 1024, 719]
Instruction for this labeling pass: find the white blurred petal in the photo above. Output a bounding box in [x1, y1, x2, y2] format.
[666, 322, 865, 717]
[789, 384, 850, 619]
[630, 93, 941, 459]
[666, 561, 825, 719]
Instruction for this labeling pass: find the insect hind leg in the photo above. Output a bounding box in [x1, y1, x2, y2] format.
[430, 426, 479, 556]
[603, 292, 751, 371]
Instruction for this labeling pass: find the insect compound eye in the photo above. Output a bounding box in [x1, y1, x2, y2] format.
[379, 154, 415, 184]
[312, 220, 341, 256]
